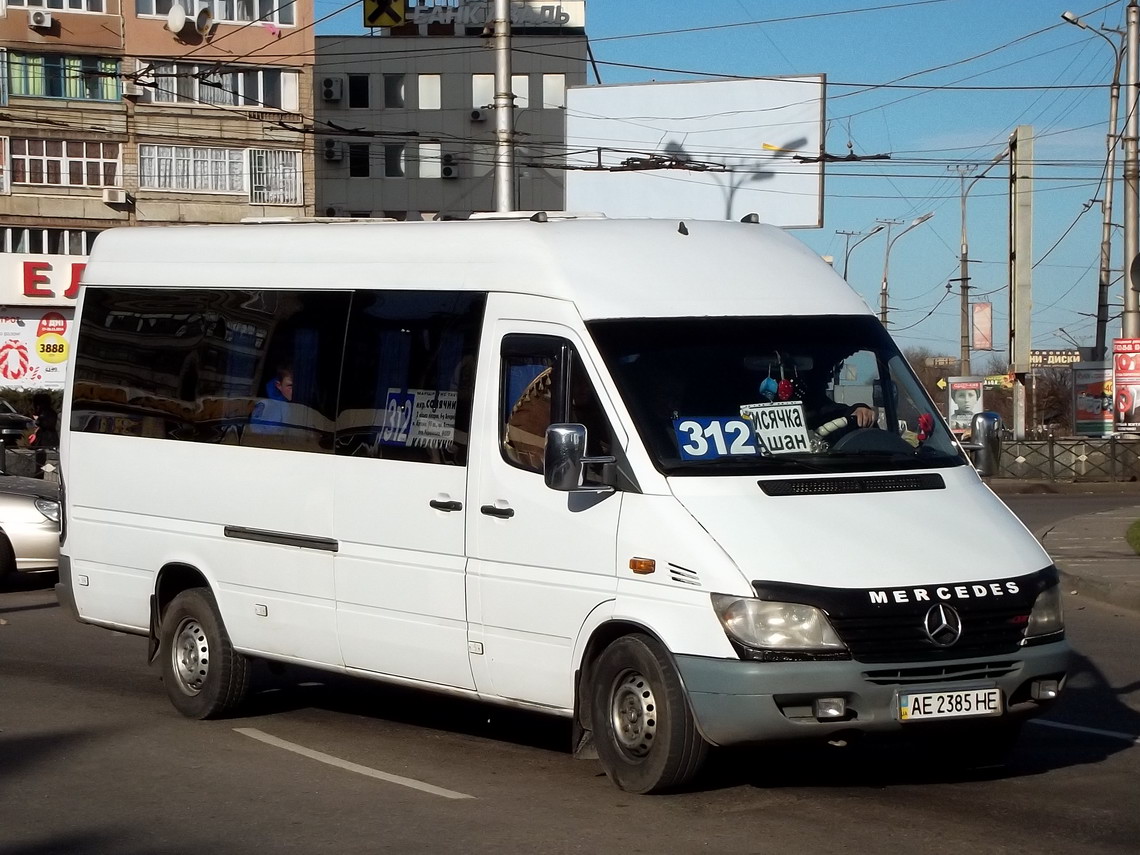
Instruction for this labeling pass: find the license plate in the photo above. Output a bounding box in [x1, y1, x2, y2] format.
[899, 688, 1003, 721]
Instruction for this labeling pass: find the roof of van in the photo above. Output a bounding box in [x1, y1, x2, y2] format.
[81, 218, 872, 321]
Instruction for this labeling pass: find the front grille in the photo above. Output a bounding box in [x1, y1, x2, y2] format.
[863, 660, 1019, 686]
[830, 605, 1029, 663]
[757, 473, 945, 497]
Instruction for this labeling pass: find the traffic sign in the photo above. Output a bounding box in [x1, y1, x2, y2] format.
[363, 0, 406, 28]
[936, 378, 947, 390]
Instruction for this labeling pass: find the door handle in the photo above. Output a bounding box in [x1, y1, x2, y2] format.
[480, 504, 515, 519]
[429, 499, 463, 512]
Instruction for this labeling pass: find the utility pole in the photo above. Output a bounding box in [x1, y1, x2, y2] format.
[837, 225, 884, 280]
[1124, 0, 1140, 337]
[878, 213, 934, 325]
[953, 150, 1009, 375]
[954, 164, 977, 376]
[492, 0, 516, 212]
[1063, 10, 1125, 360]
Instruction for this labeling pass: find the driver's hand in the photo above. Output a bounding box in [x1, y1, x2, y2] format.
[851, 405, 877, 428]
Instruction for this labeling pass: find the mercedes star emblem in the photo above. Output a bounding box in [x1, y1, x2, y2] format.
[923, 603, 963, 647]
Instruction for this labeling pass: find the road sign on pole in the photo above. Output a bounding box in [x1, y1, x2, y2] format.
[363, 0, 406, 28]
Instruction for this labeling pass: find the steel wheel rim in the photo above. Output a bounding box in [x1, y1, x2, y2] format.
[171, 617, 209, 696]
[609, 669, 658, 758]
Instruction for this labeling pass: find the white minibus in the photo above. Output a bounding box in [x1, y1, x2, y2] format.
[57, 215, 1070, 793]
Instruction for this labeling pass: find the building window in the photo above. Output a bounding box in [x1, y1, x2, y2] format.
[542, 74, 565, 108]
[417, 74, 440, 110]
[418, 143, 441, 179]
[0, 227, 102, 254]
[472, 74, 493, 110]
[348, 143, 370, 178]
[8, 53, 120, 101]
[9, 138, 120, 187]
[249, 148, 302, 205]
[384, 144, 405, 178]
[139, 144, 245, 193]
[135, 0, 294, 25]
[143, 60, 298, 111]
[383, 74, 404, 108]
[348, 74, 369, 108]
[511, 74, 529, 110]
[8, 0, 105, 12]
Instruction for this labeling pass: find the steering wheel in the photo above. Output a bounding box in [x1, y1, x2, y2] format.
[830, 426, 915, 454]
[816, 413, 856, 439]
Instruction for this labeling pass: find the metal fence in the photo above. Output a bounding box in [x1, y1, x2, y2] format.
[999, 437, 1140, 481]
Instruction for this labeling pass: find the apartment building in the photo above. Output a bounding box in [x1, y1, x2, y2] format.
[0, 0, 314, 390]
[315, 0, 587, 220]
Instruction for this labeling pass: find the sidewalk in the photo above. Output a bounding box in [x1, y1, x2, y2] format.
[1036, 504, 1140, 613]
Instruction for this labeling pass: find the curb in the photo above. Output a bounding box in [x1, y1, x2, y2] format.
[1035, 512, 1140, 615]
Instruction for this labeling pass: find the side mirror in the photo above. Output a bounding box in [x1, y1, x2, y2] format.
[968, 411, 1003, 476]
[544, 423, 615, 493]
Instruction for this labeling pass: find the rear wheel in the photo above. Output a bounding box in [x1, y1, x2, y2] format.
[591, 634, 708, 794]
[159, 587, 250, 719]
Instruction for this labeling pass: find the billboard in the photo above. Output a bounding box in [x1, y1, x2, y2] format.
[1072, 362, 1113, 436]
[947, 376, 984, 432]
[564, 77, 825, 226]
[0, 308, 72, 391]
[1113, 339, 1140, 432]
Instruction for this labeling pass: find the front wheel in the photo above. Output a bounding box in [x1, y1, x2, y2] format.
[159, 587, 250, 719]
[590, 634, 708, 794]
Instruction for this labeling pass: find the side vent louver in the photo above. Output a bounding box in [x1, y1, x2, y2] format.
[668, 563, 702, 587]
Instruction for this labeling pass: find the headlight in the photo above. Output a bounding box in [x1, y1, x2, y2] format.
[1025, 584, 1064, 638]
[34, 498, 60, 523]
[711, 594, 846, 651]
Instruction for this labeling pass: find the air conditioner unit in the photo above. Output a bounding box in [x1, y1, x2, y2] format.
[29, 9, 53, 28]
[324, 206, 348, 217]
[102, 188, 129, 205]
[470, 108, 488, 122]
[321, 77, 343, 102]
[323, 139, 343, 162]
[441, 153, 459, 179]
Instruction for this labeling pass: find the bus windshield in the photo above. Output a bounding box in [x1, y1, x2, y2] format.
[588, 315, 966, 476]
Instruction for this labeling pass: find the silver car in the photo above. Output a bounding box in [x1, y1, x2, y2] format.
[0, 475, 60, 581]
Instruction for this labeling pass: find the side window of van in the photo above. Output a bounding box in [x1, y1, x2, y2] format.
[336, 291, 485, 465]
[500, 335, 614, 474]
[72, 288, 349, 453]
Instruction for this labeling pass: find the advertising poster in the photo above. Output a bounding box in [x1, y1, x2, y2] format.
[1072, 362, 1113, 436]
[0, 308, 72, 391]
[1113, 338, 1140, 432]
[947, 376, 984, 432]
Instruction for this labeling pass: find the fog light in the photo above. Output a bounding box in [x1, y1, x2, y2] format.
[1031, 679, 1060, 701]
[813, 697, 846, 719]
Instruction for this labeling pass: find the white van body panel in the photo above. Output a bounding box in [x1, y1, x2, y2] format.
[78, 219, 871, 321]
[667, 466, 1050, 591]
[67, 431, 343, 665]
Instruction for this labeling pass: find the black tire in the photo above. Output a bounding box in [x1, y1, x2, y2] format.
[590, 634, 708, 794]
[159, 587, 250, 719]
[0, 535, 16, 585]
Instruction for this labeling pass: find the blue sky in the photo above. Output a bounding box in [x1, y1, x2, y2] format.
[316, 0, 1130, 359]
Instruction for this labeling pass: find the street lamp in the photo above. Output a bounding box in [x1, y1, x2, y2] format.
[1062, 9, 1124, 360]
[838, 224, 885, 280]
[879, 211, 934, 325]
[954, 148, 1009, 375]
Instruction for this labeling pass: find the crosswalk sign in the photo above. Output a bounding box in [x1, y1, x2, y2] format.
[363, 0, 406, 28]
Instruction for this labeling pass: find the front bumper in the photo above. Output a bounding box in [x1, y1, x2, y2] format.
[54, 554, 81, 622]
[675, 639, 1071, 746]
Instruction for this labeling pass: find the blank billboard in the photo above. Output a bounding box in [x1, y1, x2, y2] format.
[564, 76, 825, 227]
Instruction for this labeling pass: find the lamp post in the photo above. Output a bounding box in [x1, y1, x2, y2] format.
[1062, 10, 1124, 359]
[954, 149, 1009, 375]
[879, 212, 934, 325]
[837, 224, 885, 280]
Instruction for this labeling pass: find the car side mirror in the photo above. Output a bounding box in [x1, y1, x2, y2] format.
[544, 423, 615, 493]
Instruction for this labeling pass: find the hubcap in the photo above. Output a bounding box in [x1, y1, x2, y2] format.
[171, 617, 209, 696]
[609, 670, 658, 758]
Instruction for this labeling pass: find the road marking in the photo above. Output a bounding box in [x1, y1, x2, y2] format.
[234, 727, 475, 799]
[1029, 719, 1139, 744]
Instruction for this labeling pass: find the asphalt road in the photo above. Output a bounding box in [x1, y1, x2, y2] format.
[1, 492, 1137, 855]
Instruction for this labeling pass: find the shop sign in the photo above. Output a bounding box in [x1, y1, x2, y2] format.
[2, 255, 84, 306]
[409, 1, 580, 27]
[0, 309, 72, 390]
